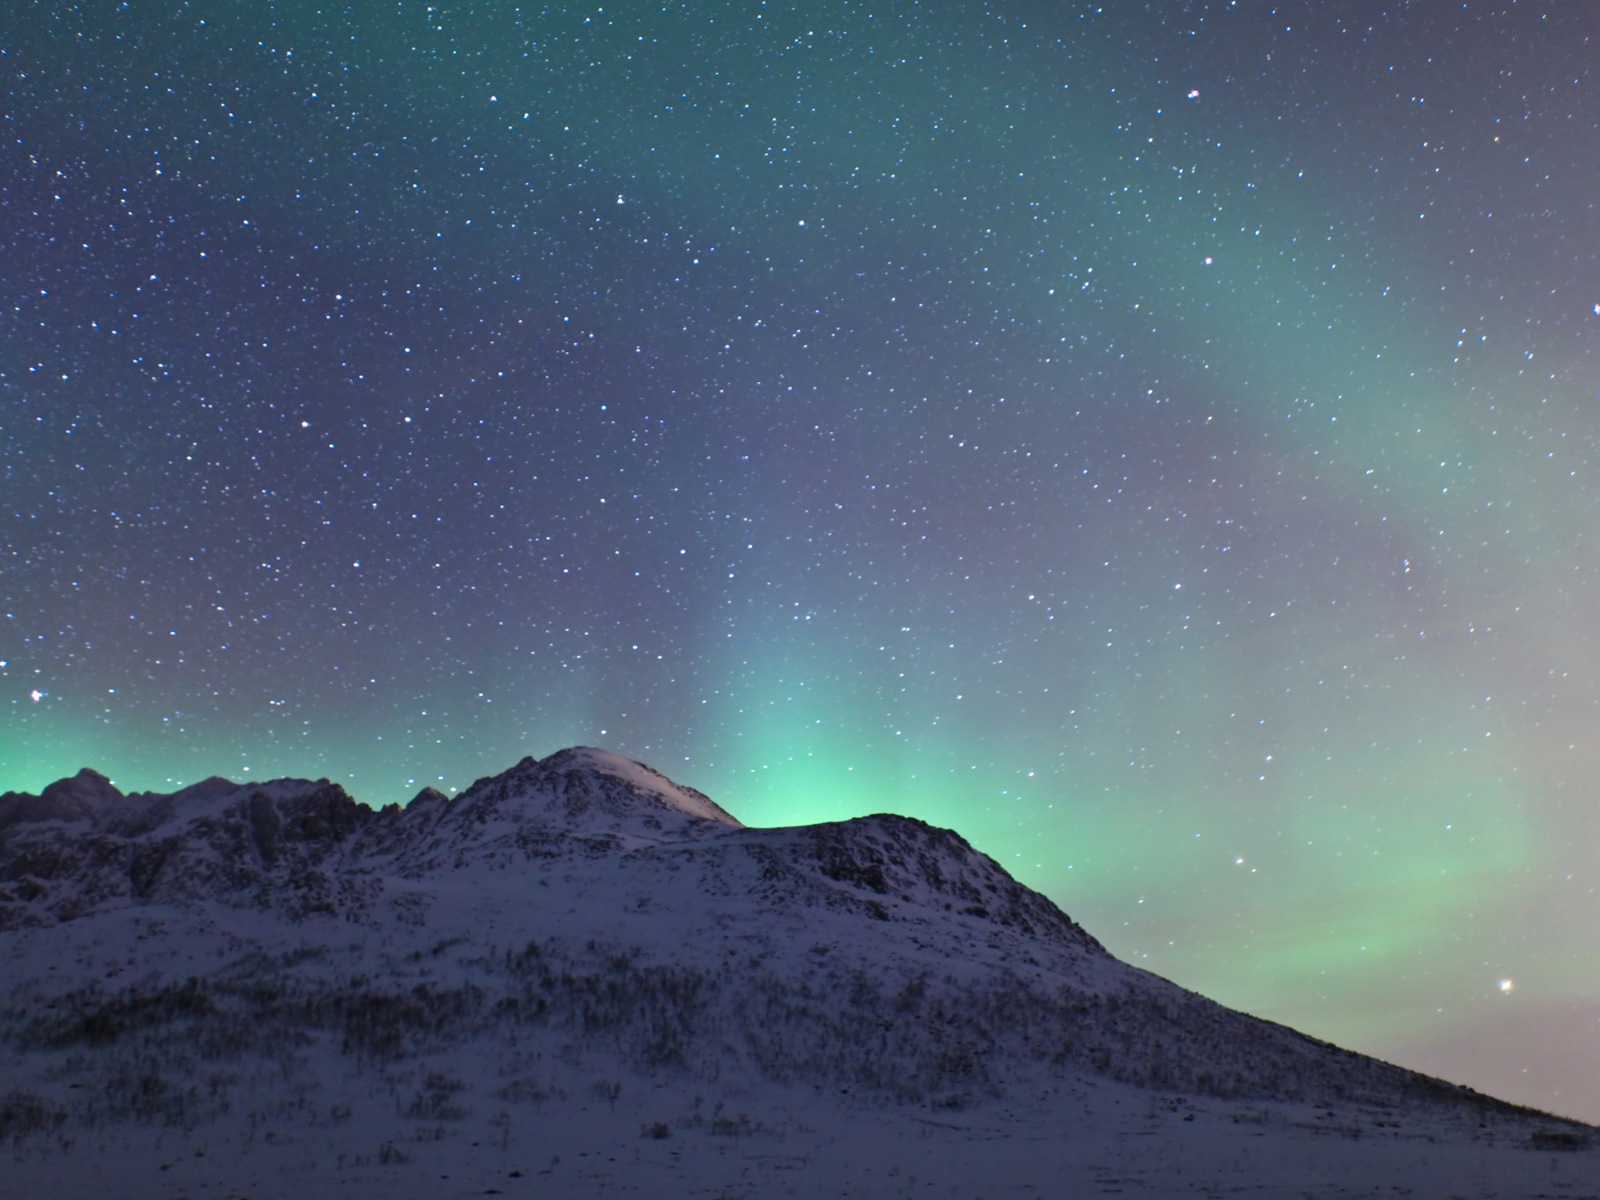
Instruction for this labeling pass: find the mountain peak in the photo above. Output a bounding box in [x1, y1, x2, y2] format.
[441, 746, 742, 849]
[538, 746, 743, 828]
[1, 767, 124, 832]
[43, 766, 122, 806]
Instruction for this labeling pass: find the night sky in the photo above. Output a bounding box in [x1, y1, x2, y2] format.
[6, 2, 1599, 1120]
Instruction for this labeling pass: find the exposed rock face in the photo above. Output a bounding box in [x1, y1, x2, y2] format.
[1, 767, 124, 831]
[1, 772, 383, 926]
[0, 748, 736, 929]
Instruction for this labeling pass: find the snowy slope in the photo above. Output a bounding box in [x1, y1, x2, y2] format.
[2, 749, 1594, 1199]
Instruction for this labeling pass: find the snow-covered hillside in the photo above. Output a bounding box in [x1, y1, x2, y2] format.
[2, 749, 1594, 1198]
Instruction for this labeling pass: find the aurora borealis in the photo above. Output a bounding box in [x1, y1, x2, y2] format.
[5, 2, 1599, 1120]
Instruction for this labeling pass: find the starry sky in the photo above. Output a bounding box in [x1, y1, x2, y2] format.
[5, 1, 1599, 1120]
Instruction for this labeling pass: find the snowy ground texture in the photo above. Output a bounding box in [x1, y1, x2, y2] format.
[3, 747, 1594, 1198]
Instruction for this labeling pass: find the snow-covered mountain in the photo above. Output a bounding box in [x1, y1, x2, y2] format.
[2, 749, 1593, 1198]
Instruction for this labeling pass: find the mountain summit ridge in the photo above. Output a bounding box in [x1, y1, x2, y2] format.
[447, 745, 743, 839]
[0, 747, 750, 927]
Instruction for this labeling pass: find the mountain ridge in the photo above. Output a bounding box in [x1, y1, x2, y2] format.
[2, 748, 1593, 1198]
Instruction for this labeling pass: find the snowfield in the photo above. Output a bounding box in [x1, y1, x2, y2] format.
[3, 748, 1594, 1198]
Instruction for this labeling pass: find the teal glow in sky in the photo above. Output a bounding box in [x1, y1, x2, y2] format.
[5, 2, 1598, 1121]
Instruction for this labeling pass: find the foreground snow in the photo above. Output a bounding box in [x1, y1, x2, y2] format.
[9, 1068, 1596, 1199]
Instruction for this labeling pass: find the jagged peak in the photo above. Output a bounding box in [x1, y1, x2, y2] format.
[0, 768, 125, 832]
[162, 775, 245, 804]
[538, 747, 742, 828]
[443, 746, 742, 843]
[41, 767, 123, 807]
